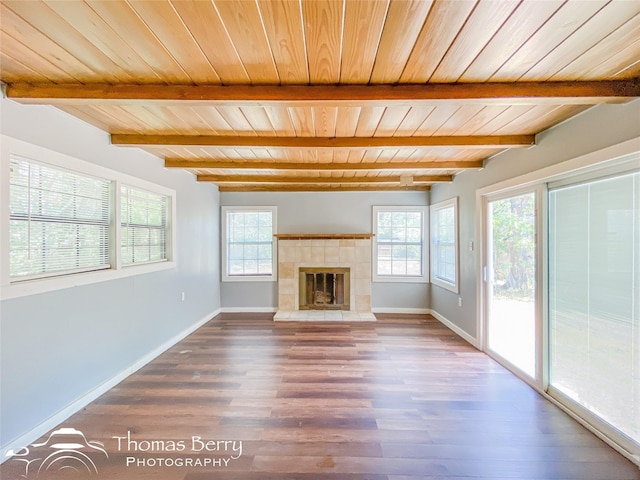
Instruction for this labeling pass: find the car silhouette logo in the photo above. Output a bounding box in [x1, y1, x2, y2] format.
[5, 428, 108, 478]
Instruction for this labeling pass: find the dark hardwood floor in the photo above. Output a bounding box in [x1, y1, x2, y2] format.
[3, 313, 638, 479]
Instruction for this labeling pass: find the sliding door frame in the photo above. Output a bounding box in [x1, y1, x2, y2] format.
[474, 137, 640, 465]
[479, 185, 545, 390]
[546, 169, 640, 458]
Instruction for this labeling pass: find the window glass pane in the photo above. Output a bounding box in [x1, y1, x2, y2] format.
[244, 259, 258, 274]
[245, 226, 259, 241]
[391, 212, 406, 226]
[391, 259, 407, 275]
[258, 261, 273, 275]
[392, 226, 407, 242]
[149, 245, 164, 261]
[258, 226, 272, 242]
[258, 243, 273, 260]
[244, 212, 259, 226]
[407, 227, 421, 243]
[406, 212, 421, 227]
[377, 260, 392, 275]
[244, 244, 258, 260]
[406, 245, 421, 261]
[231, 226, 244, 242]
[121, 185, 169, 265]
[9, 157, 111, 279]
[378, 212, 392, 227]
[391, 244, 407, 259]
[549, 171, 640, 445]
[377, 226, 392, 242]
[229, 259, 244, 275]
[229, 244, 244, 260]
[122, 247, 133, 265]
[407, 261, 422, 276]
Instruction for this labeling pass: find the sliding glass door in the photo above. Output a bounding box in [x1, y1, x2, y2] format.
[549, 170, 640, 447]
[485, 190, 538, 380]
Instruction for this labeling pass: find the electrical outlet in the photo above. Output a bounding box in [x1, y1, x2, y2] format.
[458, 297, 462, 307]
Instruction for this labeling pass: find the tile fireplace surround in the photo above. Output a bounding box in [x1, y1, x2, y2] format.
[274, 234, 376, 321]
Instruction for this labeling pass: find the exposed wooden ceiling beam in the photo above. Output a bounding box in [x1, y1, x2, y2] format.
[218, 185, 431, 192]
[113, 134, 534, 148]
[166, 159, 484, 170]
[7, 80, 640, 106]
[197, 174, 452, 184]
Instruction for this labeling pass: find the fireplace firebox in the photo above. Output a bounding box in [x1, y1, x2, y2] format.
[299, 267, 350, 310]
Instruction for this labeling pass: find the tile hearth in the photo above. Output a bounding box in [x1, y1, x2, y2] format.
[273, 310, 376, 321]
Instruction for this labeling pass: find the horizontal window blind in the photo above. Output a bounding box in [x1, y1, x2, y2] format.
[9, 156, 111, 280]
[121, 185, 168, 265]
[549, 170, 640, 446]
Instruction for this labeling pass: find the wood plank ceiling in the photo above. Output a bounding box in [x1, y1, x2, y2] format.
[1, 0, 639, 192]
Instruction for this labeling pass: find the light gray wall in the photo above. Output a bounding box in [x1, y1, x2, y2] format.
[220, 191, 430, 310]
[430, 101, 640, 338]
[0, 99, 221, 448]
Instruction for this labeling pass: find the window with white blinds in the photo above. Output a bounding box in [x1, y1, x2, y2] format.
[121, 185, 169, 265]
[9, 156, 111, 280]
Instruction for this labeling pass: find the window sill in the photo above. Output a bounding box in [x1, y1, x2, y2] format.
[373, 275, 428, 284]
[0, 261, 176, 301]
[221, 275, 276, 283]
[431, 277, 459, 294]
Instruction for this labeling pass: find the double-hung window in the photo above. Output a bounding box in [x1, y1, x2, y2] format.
[221, 206, 277, 281]
[372, 206, 428, 282]
[430, 197, 459, 293]
[121, 185, 169, 265]
[9, 156, 111, 280]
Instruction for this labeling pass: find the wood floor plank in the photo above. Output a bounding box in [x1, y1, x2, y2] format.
[2, 313, 637, 480]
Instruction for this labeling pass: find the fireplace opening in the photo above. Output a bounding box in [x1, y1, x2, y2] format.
[299, 267, 350, 310]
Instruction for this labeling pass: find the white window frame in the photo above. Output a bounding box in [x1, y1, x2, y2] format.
[221, 206, 277, 282]
[120, 184, 171, 266]
[372, 206, 428, 283]
[430, 197, 459, 293]
[0, 135, 176, 300]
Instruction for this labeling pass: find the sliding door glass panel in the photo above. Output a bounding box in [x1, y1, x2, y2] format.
[549, 171, 640, 445]
[487, 192, 537, 378]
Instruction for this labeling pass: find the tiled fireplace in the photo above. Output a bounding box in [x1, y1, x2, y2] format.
[273, 234, 376, 321]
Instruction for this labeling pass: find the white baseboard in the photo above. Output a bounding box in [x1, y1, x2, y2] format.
[220, 307, 277, 313]
[1, 308, 220, 463]
[429, 309, 480, 349]
[372, 307, 431, 314]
